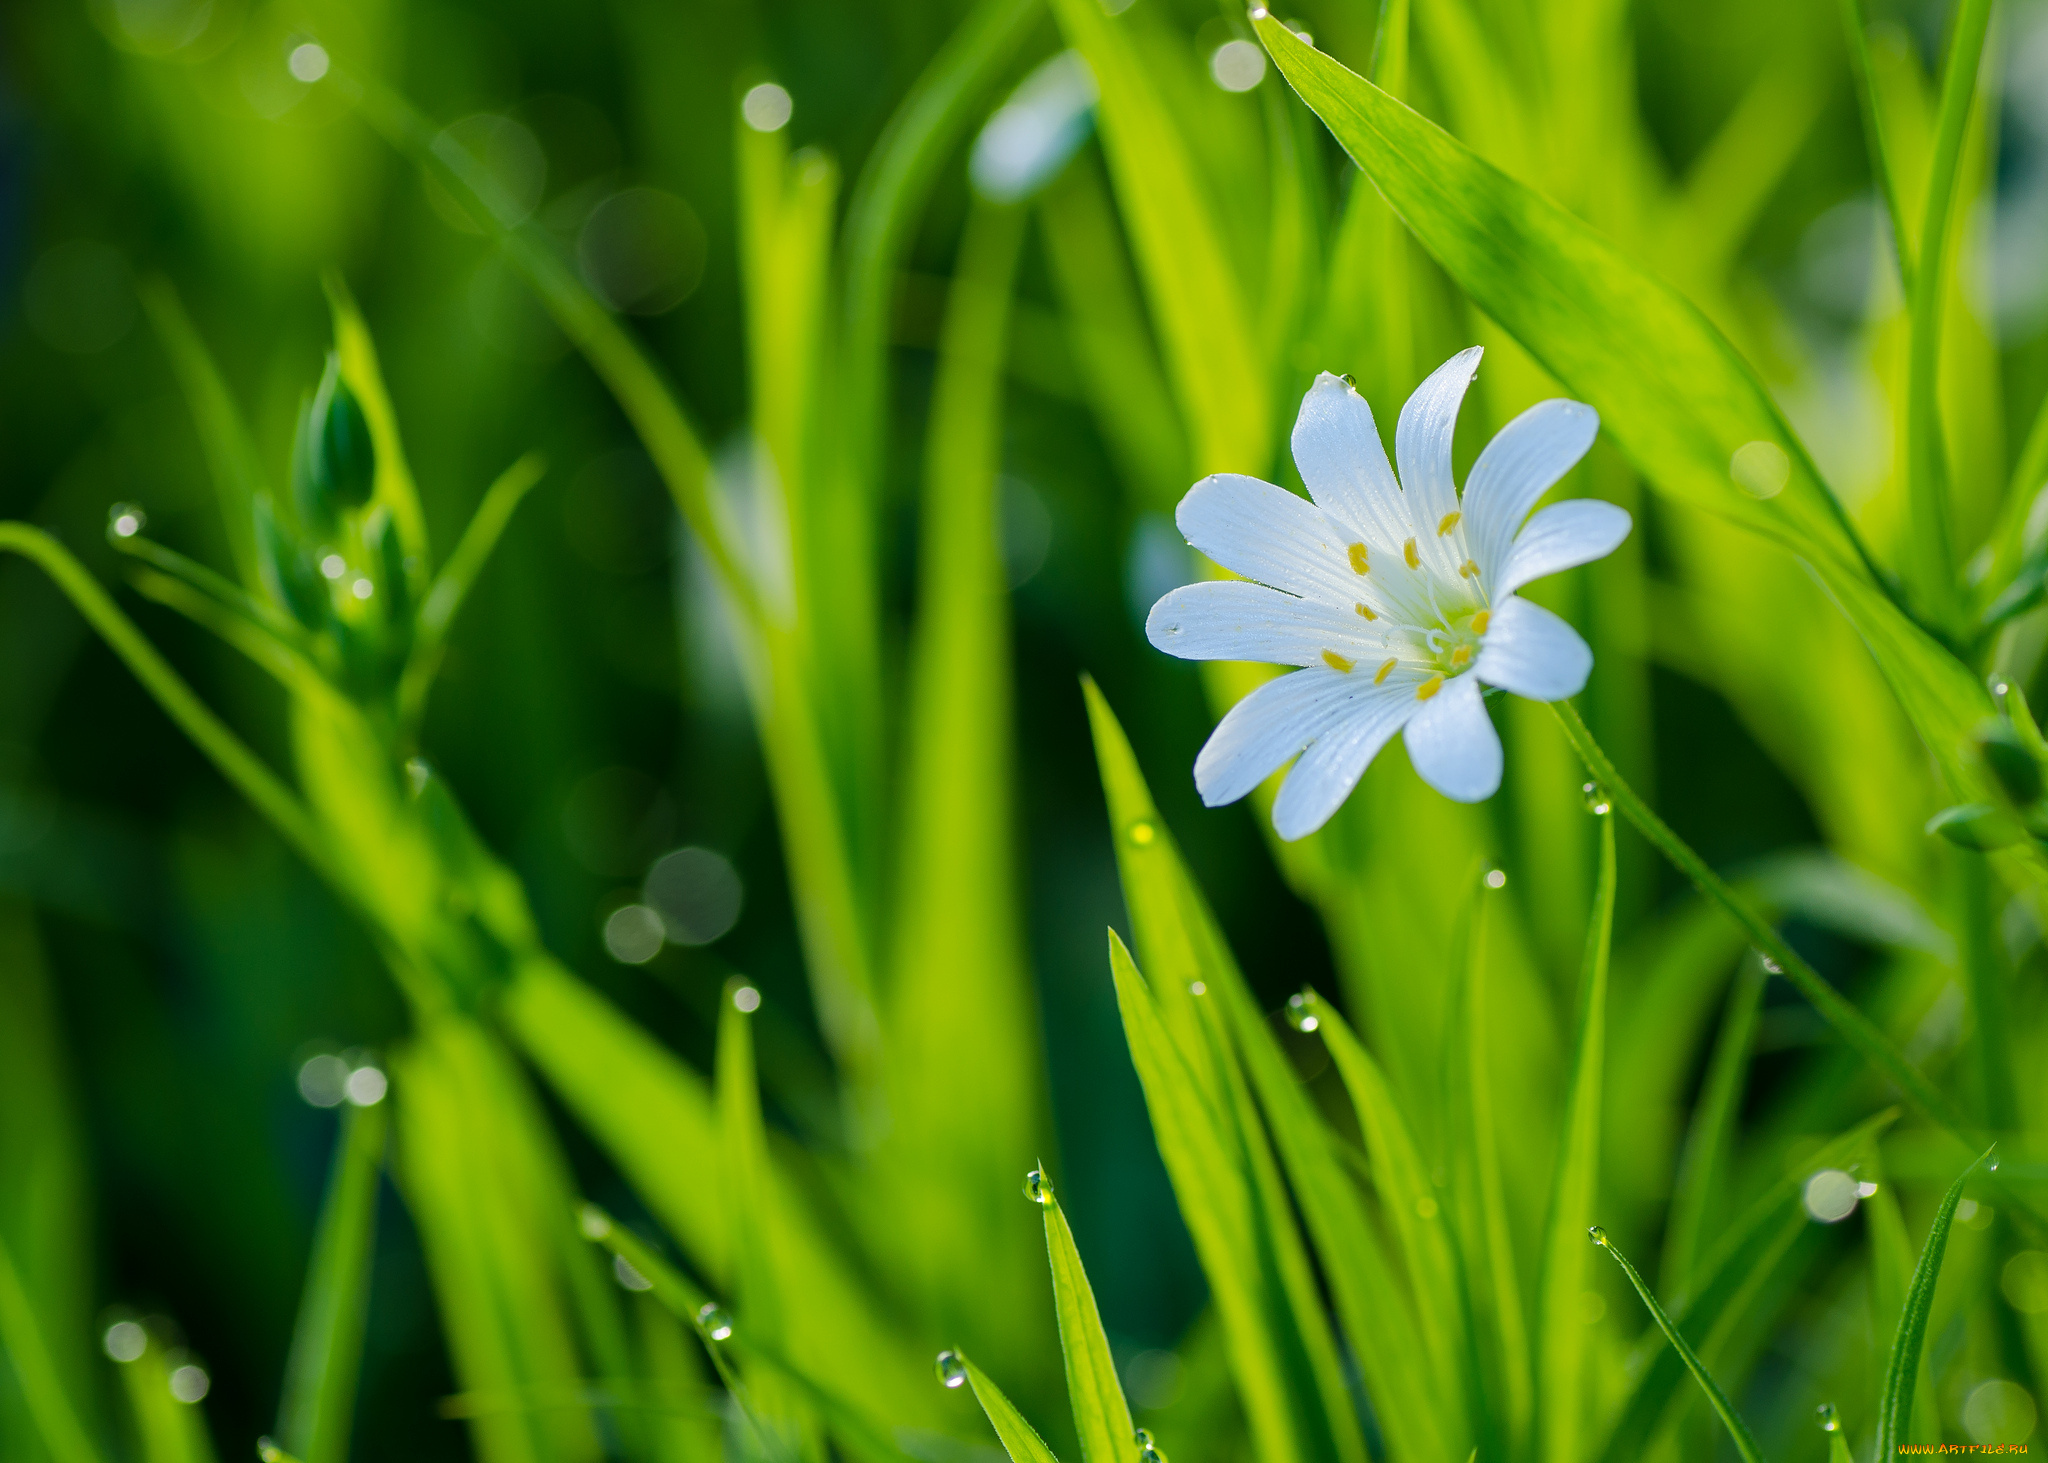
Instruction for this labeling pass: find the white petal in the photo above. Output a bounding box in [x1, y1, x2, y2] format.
[1147, 580, 1387, 666]
[1195, 666, 1403, 807]
[1271, 687, 1419, 839]
[1394, 347, 1483, 533]
[1496, 499, 1632, 597]
[1402, 674, 1501, 802]
[1474, 597, 1592, 701]
[1290, 373, 1408, 549]
[1461, 399, 1600, 586]
[1176, 473, 1360, 602]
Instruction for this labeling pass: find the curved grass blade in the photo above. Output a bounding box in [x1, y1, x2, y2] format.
[1834, 0, 1916, 291]
[277, 1100, 387, 1463]
[956, 1353, 1061, 1463]
[1658, 956, 1766, 1301]
[110, 532, 311, 651]
[1863, 1160, 1940, 1447]
[0, 1228, 101, 1463]
[1592, 1230, 1765, 1463]
[1874, 1148, 1994, 1454]
[1038, 1180, 1135, 1463]
[400, 452, 546, 729]
[1536, 815, 1614, 1463]
[115, 1322, 221, 1463]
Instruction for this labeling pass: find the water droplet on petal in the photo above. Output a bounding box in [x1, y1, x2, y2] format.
[1023, 1168, 1053, 1205]
[1587, 1225, 1608, 1246]
[108, 502, 146, 538]
[936, 1349, 968, 1388]
[696, 1302, 733, 1340]
[1284, 991, 1319, 1032]
[1580, 781, 1612, 815]
[1127, 820, 1156, 847]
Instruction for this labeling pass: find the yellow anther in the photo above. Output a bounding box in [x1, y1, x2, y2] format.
[1355, 602, 1377, 621]
[1450, 645, 1472, 667]
[1347, 542, 1370, 574]
[1416, 674, 1445, 701]
[1402, 537, 1419, 569]
[1373, 658, 1397, 684]
[1437, 511, 1462, 535]
[1471, 609, 1490, 634]
[1322, 650, 1355, 673]
[1458, 558, 1479, 577]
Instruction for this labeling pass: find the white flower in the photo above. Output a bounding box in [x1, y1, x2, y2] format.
[1146, 348, 1630, 840]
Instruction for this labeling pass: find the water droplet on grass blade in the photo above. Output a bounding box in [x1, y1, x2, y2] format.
[1802, 1169, 1859, 1222]
[1023, 1168, 1053, 1205]
[1816, 1402, 1840, 1432]
[168, 1361, 209, 1402]
[1587, 1225, 1608, 1245]
[732, 984, 761, 1013]
[1284, 991, 1318, 1032]
[1484, 868, 1507, 889]
[108, 502, 145, 539]
[936, 1350, 967, 1388]
[577, 1205, 612, 1239]
[103, 1320, 146, 1362]
[696, 1303, 733, 1340]
[1580, 781, 1611, 815]
[613, 1254, 654, 1291]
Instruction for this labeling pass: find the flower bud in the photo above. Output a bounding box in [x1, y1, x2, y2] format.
[254, 495, 327, 631]
[291, 354, 375, 530]
[1973, 720, 2044, 808]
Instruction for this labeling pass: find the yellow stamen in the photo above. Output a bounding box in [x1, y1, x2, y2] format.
[1402, 537, 1419, 569]
[1322, 650, 1355, 673]
[1437, 511, 1462, 535]
[1373, 658, 1396, 684]
[1347, 542, 1370, 574]
[1416, 674, 1445, 701]
[1354, 602, 1377, 621]
[1458, 558, 1479, 577]
[1450, 645, 1472, 667]
[1471, 609, 1490, 634]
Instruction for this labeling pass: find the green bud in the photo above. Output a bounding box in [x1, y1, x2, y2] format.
[254, 495, 327, 630]
[1973, 719, 2044, 807]
[291, 354, 375, 530]
[1925, 803, 2023, 851]
[368, 508, 413, 632]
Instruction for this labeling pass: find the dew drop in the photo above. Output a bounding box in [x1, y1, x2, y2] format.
[1587, 1225, 1608, 1246]
[1127, 820, 1156, 847]
[1756, 951, 1783, 974]
[1189, 981, 1207, 996]
[1140, 1446, 1168, 1463]
[258, 1436, 289, 1463]
[107, 502, 146, 539]
[1580, 781, 1612, 816]
[1990, 675, 2012, 701]
[696, 1302, 734, 1340]
[1024, 1168, 1053, 1205]
[1816, 1401, 1840, 1433]
[936, 1349, 968, 1389]
[577, 1204, 612, 1240]
[1484, 868, 1507, 890]
[103, 1319, 146, 1363]
[1284, 991, 1319, 1032]
[1133, 1430, 1153, 1448]
[613, 1254, 654, 1291]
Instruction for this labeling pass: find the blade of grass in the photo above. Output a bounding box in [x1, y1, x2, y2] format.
[1863, 1158, 1941, 1447]
[1537, 814, 1615, 1463]
[1592, 1230, 1765, 1463]
[957, 1353, 1062, 1463]
[399, 452, 546, 731]
[1658, 957, 1766, 1301]
[1874, 1148, 1994, 1454]
[277, 1099, 388, 1463]
[0, 1228, 101, 1463]
[115, 1325, 222, 1463]
[1038, 1180, 1135, 1463]
[137, 278, 266, 588]
[1835, 0, 1916, 291]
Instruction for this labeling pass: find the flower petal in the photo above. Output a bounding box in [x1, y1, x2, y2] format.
[1176, 473, 1359, 602]
[1147, 580, 1389, 665]
[1271, 686, 1419, 839]
[1195, 665, 1408, 807]
[1474, 596, 1592, 701]
[1290, 373, 1408, 548]
[1496, 499, 1632, 597]
[1402, 673, 1501, 802]
[1462, 398, 1600, 586]
[1394, 347, 1484, 534]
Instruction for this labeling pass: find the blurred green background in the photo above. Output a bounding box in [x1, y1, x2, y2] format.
[2, 0, 2046, 1455]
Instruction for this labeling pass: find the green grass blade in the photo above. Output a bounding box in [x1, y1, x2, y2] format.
[1657, 957, 1765, 1301]
[1593, 1231, 1765, 1463]
[1981, 386, 2048, 598]
[839, 0, 1042, 507]
[399, 452, 546, 730]
[1863, 1160, 1940, 1447]
[115, 1324, 221, 1463]
[137, 277, 266, 589]
[0, 1228, 101, 1463]
[1536, 814, 1615, 1463]
[1874, 1148, 1993, 1454]
[1900, 0, 1993, 633]
[958, 1354, 1062, 1463]
[1038, 1181, 1135, 1463]
[1835, 0, 1916, 290]
[277, 1099, 387, 1463]
[1048, 0, 1267, 473]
